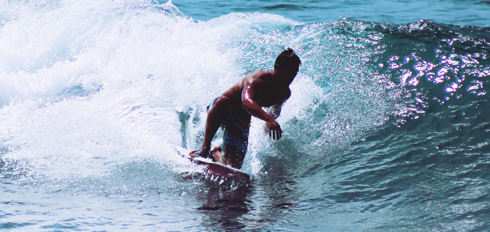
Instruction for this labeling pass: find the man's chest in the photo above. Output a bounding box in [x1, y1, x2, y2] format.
[253, 88, 288, 107]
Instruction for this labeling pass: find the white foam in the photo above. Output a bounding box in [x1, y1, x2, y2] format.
[0, 0, 303, 179]
[0, 0, 391, 181]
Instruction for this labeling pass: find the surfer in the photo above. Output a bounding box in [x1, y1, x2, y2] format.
[191, 48, 301, 169]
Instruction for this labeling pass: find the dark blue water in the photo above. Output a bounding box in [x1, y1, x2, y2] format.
[1, 0, 490, 231]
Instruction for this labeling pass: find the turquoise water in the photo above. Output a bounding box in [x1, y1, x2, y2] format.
[1, 0, 490, 231]
[173, 0, 490, 26]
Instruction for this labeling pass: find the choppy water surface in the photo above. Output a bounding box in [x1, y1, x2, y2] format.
[172, 0, 490, 27]
[1, 0, 490, 231]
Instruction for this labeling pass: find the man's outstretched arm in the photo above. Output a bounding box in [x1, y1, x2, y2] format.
[241, 79, 283, 140]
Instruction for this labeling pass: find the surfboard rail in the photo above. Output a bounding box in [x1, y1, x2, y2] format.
[176, 146, 250, 181]
[190, 155, 250, 180]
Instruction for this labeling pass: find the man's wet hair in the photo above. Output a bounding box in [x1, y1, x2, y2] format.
[274, 48, 302, 68]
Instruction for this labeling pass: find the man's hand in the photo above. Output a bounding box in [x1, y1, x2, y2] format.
[266, 119, 283, 140]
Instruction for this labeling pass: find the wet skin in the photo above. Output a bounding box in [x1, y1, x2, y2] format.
[201, 62, 299, 167]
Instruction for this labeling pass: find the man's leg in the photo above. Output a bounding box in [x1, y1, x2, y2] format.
[193, 96, 230, 158]
[222, 146, 246, 169]
[221, 124, 249, 169]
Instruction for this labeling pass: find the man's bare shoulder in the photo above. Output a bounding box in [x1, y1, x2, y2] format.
[244, 70, 273, 83]
[223, 71, 270, 98]
[253, 70, 273, 78]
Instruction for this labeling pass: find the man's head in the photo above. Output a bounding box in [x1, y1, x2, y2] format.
[274, 48, 301, 81]
[274, 48, 301, 70]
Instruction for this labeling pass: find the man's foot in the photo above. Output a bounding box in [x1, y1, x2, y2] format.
[210, 145, 222, 162]
[190, 147, 211, 160]
[210, 145, 234, 167]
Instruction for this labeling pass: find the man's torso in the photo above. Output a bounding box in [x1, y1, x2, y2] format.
[221, 71, 290, 120]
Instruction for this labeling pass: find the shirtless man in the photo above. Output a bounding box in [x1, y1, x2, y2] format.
[191, 48, 301, 169]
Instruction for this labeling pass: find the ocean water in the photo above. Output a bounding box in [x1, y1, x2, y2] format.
[1, 0, 490, 231]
